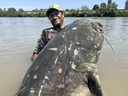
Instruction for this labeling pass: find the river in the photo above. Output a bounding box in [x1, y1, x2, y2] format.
[0, 17, 128, 96]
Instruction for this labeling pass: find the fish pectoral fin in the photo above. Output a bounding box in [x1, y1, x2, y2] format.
[15, 83, 26, 96]
[87, 73, 103, 96]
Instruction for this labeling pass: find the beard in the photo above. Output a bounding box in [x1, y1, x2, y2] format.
[53, 22, 61, 28]
[51, 16, 64, 28]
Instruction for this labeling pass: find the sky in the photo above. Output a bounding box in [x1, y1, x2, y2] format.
[0, 0, 127, 11]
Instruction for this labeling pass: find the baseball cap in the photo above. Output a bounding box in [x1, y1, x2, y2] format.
[46, 4, 61, 17]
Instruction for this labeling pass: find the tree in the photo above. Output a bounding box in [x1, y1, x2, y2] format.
[100, 3, 107, 9]
[65, 9, 69, 11]
[32, 8, 38, 12]
[7, 7, 16, 12]
[108, 0, 112, 5]
[99, 3, 107, 16]
[17, 8, 24, 17]
[68, 9, 76, 17]
[7, 7, 16, 17]
[98, 0, 118, 17]
[81, 5, 89, 10]
[22, 11, 27, 17]
[3, 8, 6, 17]
[3, 8, 6, 12]
[107, 2, 118, 16]
[93, 4, 99, 10]
[108, 0, 112, 8]
[0, 8, 3, 17]
[111, 2, 118, 9]
[0, 8, 2, 12]
[18, 8, 24, 12]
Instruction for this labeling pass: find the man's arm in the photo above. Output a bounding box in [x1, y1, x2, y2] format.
[31, 30, 46, 61]
[31, 54, 38, 61]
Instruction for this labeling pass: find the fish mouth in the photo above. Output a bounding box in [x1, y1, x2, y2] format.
[91, 22, 104, 33]
[15, 83, 26, 96]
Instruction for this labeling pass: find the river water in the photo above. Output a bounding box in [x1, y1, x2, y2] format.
[0, 17, 128, 96]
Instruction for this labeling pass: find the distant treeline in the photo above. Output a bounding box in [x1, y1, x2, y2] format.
[64, 9, 128, 17]
[0, 0, 128, 17]
[0, 8, 46, 17]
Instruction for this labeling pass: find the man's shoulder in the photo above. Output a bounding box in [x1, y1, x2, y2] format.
[42, 27, 53, 32]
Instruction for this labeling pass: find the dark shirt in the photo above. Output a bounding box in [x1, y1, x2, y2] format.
[33, 27, 65, 55]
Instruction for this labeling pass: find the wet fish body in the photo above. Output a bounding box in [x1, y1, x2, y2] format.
[16, 19, 104, 96]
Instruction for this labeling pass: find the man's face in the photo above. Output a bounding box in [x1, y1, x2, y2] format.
[48, 9, 64, 28]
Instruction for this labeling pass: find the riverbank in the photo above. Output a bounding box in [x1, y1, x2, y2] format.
[0, 9, 128, 17]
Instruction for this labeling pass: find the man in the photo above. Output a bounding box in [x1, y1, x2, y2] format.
[31, 4, 65, 61]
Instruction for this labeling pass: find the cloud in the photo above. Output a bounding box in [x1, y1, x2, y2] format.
[0, 5, 38, 11]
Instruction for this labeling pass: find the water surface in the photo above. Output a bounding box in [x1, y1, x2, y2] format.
[0, 17, 128, 96]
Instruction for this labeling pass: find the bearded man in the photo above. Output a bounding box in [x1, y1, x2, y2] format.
[31, 4, 65, 61]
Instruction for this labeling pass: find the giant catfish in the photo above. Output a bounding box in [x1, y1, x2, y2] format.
[16, 19, 104, 96]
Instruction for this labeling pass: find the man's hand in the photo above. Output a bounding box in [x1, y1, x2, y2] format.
[31, 54, 38, 61]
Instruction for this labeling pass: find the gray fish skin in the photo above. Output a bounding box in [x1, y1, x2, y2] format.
[16, 19, 104, 96]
